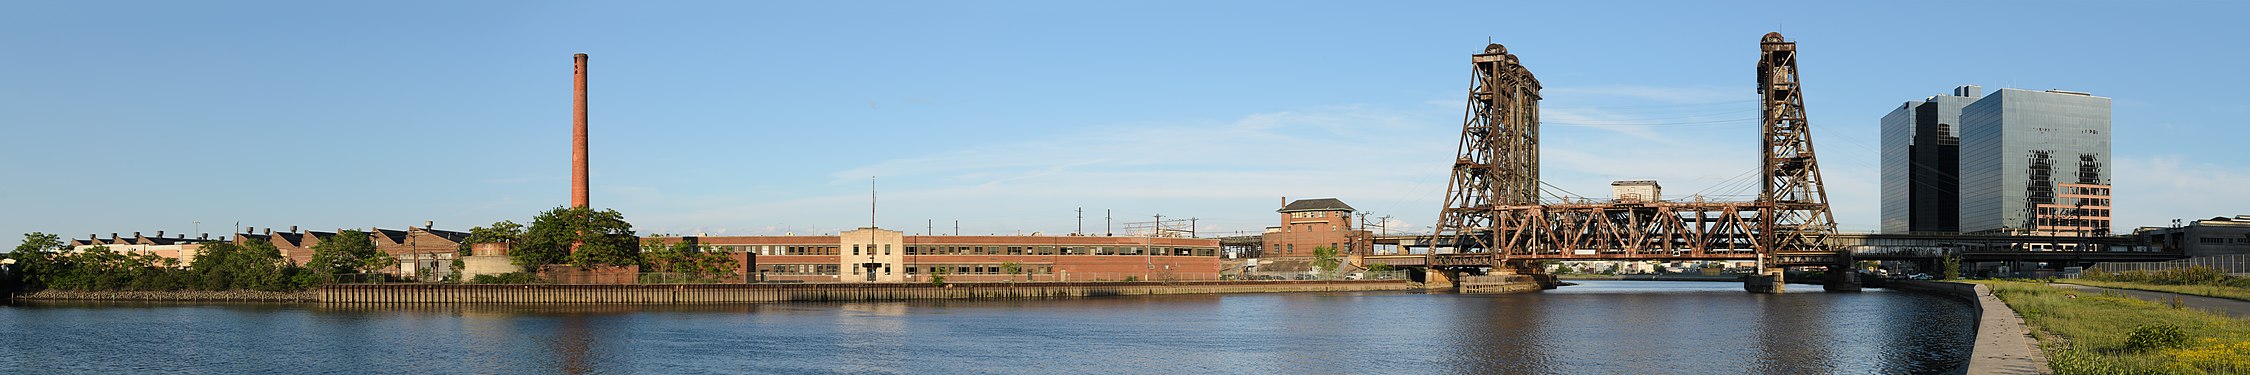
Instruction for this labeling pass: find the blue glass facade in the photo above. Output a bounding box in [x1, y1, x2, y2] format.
[1880, 86, 1978, 234]
[1956, 89, 2111, 233]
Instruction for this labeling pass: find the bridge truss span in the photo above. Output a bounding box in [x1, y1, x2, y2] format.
[1420, 33, 1850, 289]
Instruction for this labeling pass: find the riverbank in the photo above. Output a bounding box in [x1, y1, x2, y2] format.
[15, 289, 315, 302]
[11, 280, 1413, 304]
[1889, 280, 2048, 374]
[1970, 280, 2250, 374]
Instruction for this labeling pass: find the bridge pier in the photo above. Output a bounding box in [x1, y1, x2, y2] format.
[1744, 268, 1785, 293]
[1823, 267, 1862, 292]
[1454, 262, 1555, 294]
[1422, 268, 1457, 291]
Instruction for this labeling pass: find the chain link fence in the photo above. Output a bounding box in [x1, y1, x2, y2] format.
[2090, 254, 2250, 276]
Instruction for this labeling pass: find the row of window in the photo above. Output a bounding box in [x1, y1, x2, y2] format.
[702, 244, 1217, 257]
[756, 263, 1087, 276]
[713, 245, 840, 256]
[758, 264, 841, 275]
[2196, 238, 2250, 245]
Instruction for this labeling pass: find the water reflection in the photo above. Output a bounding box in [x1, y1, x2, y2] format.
[0, 281, 1972, 374]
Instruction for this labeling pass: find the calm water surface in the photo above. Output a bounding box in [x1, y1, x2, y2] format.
[0, 281, 1975, 374]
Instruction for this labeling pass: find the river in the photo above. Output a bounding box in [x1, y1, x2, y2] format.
[0, 281, 1975, 374]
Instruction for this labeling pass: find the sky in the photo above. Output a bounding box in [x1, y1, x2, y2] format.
[5, 1, 2248, 247]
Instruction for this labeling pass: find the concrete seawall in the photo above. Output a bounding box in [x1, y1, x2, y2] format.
[1887, 280, 2049, 374]
[316, 280, 1414, 304]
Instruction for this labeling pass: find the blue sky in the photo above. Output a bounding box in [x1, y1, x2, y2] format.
[5, 1, 2247, 245]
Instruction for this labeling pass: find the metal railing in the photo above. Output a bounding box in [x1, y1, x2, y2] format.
[2088, 255, 2250, 276]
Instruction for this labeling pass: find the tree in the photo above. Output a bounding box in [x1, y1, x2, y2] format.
[7, 232, 65, 290]
[459, 220, 525, 254]
[192, 240, 309, 291]
[1940, 255, 1962, 280]
[928, 266, 951, 286]
[515, 206, 641, 268]
[640, 239, 740, 282]
[307, 230, 395, 277]
[1001, 261, 1024, 281]
[1312, 245, 1342, 278]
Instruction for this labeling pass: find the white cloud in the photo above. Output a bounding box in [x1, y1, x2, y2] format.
[2112, 156, 2250, 228]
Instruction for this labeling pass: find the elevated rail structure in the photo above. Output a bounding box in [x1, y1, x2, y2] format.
[1415, 33, 1846, 293]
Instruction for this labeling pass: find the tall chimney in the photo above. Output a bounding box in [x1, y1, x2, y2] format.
[572, 53, 591, 209]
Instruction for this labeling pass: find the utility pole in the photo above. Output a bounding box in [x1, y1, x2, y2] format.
[870, 176, 877, 229]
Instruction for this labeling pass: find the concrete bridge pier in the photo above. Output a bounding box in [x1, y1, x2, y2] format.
[1822, 267, 1862, 292]
[1744, 268, 1785, 293]
[1454, 262, 1554, 294]
[1422, 268, 1458, 291]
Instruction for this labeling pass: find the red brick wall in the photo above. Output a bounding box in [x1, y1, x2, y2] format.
[1262, 210, 1370, 258]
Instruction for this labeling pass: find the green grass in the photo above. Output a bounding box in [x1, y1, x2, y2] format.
[1971, 280, 2250, 374]
[2058, 279, 2250, 303]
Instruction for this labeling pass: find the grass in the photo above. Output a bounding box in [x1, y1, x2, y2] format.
[2057, 279, 2250, 303]
[1971, 280, 2250, 374]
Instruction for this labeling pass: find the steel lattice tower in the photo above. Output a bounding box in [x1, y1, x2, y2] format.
[1755, 33, 1839, 258]
[1431, 43, 1540, 258]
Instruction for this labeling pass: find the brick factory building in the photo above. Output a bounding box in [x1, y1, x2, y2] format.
[234, 224, 470, 278]
[69, 231, 218, 265]
[1259, 198, 1372, 258]
[656, 227, 1222, 283]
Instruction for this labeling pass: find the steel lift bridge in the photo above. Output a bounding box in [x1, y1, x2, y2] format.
[1407, 32, 1849, 293]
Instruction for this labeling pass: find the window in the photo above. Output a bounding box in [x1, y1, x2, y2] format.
[2201, 238, 2226, 244]
[853, 245, 861, 256]
[884, 244, 891, 255]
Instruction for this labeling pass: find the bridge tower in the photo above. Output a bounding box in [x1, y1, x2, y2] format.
[1752, 32, 1852, 292]
[1425, 43, 1549, 291]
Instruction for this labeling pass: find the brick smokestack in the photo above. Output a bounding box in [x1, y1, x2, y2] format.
[572, 53, 591, 209]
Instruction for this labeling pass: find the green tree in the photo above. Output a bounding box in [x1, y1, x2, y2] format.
[307, 230, 395, 277]
[640, 239, 740, 282]
[1312, 245, 1341, 278]
[928, 266, 951, 286]
[1940, 255, 1962, 280]
[7, 232, 65, 290]
[459, 220, 526, 254]
[192, 240, 308, 291]
[515, 206, 641, 268]
[1001, 261, 1024, 281]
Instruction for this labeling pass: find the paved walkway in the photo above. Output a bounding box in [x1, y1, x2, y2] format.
[1966, 283, 2053, 375]
[2054, 283, 2250, 319]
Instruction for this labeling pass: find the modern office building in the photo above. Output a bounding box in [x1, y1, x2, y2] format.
[1883, 86, 2112, 236]
[1880, 85, 1980, 233]
[1956, 88, 2112, 235]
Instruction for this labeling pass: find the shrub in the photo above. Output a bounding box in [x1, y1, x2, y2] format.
[470, 272, 541, 284]
[2126, 324, 2191, 352]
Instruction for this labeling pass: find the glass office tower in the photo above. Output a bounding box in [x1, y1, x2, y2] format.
[1880, 85, 1980, 233]
[1956, 88, 2112, 235]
